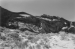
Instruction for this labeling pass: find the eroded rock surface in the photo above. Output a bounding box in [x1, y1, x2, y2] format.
[0, 6, 75, 34]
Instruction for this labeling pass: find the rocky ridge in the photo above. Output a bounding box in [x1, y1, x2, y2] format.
[0, 6, 75, 34]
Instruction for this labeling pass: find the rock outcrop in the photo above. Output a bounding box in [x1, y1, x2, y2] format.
[0, 6, 75, 34]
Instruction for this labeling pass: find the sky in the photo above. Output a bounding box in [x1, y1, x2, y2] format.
[0, 0, 75, 21]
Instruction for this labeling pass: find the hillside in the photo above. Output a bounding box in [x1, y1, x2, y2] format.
[0, 6, 75, 49]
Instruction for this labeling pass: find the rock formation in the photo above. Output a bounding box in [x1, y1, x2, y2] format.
[0, 6, 75, 34]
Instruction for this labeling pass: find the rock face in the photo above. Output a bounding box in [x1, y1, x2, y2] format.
[0, 6, 32, 28]
[64, 21, 75, 34]
[0, 6, 75, 34]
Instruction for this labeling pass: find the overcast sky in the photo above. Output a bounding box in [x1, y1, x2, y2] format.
[1, 0, 75, 21]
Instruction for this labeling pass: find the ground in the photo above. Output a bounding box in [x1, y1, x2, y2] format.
[0, 27, 75, 49]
